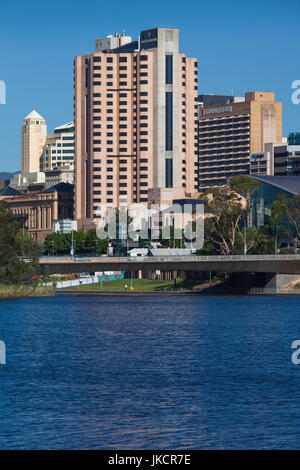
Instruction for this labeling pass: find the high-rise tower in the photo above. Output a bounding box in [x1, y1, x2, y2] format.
[21, 110, 47, 174]
[74, 28, 198, 228]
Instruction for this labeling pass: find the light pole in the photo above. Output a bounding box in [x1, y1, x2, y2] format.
[70, 231, 75, 258]
[243, 217, 247, 256]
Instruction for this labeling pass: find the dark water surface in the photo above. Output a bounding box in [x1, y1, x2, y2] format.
[0, 294, 299, 449]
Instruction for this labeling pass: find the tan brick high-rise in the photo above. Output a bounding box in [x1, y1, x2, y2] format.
[198, 91, 282, 188]
[74, 28, 198, 229]
[21, 110, 47, 174]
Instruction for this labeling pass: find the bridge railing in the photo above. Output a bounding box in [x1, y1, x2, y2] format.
[39, 254, 300, 263]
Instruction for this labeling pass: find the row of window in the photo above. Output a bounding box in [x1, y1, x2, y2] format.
[93, 147, 149, 152]
[198, 152, 250, 162]
[51, 150, 74, 154]
[93, 100, 149, 106]
[92, 91, 148, 97]
[93, 72, 149, 78]
[93, 55, 149, 63]
[200, 116, 249, 125]
[199, 166, 250, 176]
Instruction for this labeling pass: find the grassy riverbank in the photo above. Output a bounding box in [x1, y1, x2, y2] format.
[64, 278, 205, 293]
[0, 284, 56, 300]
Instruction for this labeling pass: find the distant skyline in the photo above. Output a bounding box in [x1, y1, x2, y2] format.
[0, 0, 299, 172]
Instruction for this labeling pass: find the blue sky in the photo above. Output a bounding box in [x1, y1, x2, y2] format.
[0, 0, 299, 172]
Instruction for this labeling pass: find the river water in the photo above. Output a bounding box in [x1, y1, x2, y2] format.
[0, 294, 299, 449]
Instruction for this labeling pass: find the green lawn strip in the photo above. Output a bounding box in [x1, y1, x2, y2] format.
[64, 278, 202, 292]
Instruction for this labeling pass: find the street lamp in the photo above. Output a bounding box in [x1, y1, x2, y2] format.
[243, 217, 247, 256]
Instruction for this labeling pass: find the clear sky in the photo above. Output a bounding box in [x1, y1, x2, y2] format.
[0, 0, 299, 172]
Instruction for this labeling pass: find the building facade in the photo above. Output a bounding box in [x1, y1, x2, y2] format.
[52, 218, 78, 233]
[21, 110, 47, 174]
[74, 27, 198, 229]
[10, 171, 46, 188]
[264, 135, 300, 177]
[40, 122, 75, 171]
[250, 175, 300, 232]
[0, 183, 74, 242]
[45, 164, 74, 188]
[198, 92, 282, 189]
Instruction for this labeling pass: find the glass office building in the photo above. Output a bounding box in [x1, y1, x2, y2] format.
[250, 175, 300, 229]
[288, 132, 300, 146]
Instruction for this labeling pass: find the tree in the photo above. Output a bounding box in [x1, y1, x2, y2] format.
[201, 187, 246, 255]
[231, 175, 261, 225]
[85, 229, 107, 254]
[159, 225, 185, 248]
[231, 175, 261, 196]
[0, 201, 41, 284]
[247, 226, 275, 254]
[44, 232, 68, 254]
[270, 200, 286, 253]
[278, 194, 300, 248]
[44, 229, 108, 255]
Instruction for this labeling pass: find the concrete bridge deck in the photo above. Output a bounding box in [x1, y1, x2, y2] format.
[39, 254, 300, 275]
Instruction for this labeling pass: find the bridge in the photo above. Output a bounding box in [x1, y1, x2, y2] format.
[40, 254, 300, 275]
[39, 254, 300, 292]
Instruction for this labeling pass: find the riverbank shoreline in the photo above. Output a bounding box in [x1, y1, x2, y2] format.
[56, 289, 300, 296]
[0, 285, 56, 300]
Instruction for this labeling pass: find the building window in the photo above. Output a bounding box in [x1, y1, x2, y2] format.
[166, 92, 173, 151]
[166, 55, 173, 84]
[166, 158, 173, 188]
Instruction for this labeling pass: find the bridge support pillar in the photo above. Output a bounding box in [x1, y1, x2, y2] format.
[264, 273, 300, 292]
[230, 272, 300, 293]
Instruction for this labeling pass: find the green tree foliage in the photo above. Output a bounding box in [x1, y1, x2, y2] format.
[201, 187, 247, 255]
[44, 229, 108, 255]
[278, 194, 300, 245]
[0, 201, 42, 284]
[197, 185, 285, 256]
[270, 200, 286, 253]
[159, 225, 185, 248]
[85, 229, 108, 254]
[231, 175, 261, 196]
[231, 175, 261, 225]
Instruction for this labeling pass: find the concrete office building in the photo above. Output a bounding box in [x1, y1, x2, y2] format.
[10, 171, 46, 188]
[74, 27, 198, 229]
[52, 218, 78, 233]
[264, 134, 300, 176]
[0, 183, 74, 242]
[198, 92, 282, 188]
[198, 94, 244, 107]
[45, 164, 74, 188]
[40, 122, 75, 171]
[21, 110, 47, 174]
